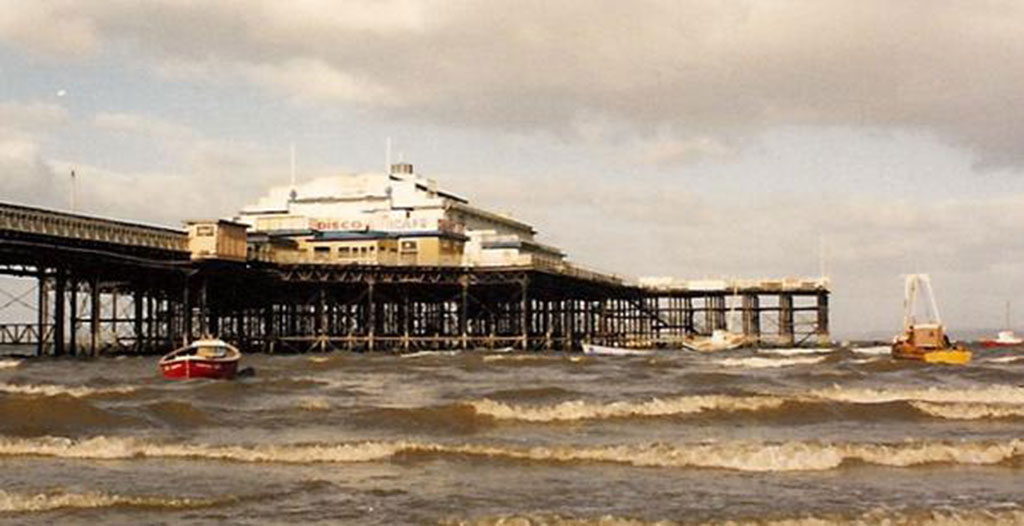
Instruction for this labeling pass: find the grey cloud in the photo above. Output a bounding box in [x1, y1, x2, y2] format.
[6, 1, 1024, 167]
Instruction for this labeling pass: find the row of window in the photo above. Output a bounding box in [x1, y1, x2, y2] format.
[311, 245, 409, 260]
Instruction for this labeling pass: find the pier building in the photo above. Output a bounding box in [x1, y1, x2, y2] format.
[0, 163, 829, 355]
[237, 162, 564, 268]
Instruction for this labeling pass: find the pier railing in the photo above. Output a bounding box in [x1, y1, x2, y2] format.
[0, 202, 187, 252]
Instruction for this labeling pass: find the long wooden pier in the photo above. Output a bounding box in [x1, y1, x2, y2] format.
[0, 202, 829, 355]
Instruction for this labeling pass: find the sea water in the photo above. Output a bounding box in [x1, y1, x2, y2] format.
[1, 345, 1024, 525]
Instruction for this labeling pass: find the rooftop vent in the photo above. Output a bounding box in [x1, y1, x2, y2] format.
[390, 162, 414, 175]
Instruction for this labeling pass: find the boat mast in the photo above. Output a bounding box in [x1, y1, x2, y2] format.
[922, 274, 942, 325]
[903, 273, 942, 328]
[903, 275, 917, 329]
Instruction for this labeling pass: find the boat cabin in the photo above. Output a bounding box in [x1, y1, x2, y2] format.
[905, 323, 946, 349]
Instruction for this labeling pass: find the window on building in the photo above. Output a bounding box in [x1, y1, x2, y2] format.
[313, 246, 330, 260]
[339, 247, 350, 255]
[196, 225, 215, 236]
[401, 240, 418, 251]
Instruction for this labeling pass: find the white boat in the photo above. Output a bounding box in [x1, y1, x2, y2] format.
[980, 301, 1023, 347]
[682, 329, 746, 352]
[581, 343, 654, 356]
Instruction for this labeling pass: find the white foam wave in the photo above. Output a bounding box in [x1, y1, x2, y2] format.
[297, 397, 331, 411]
[0, 489, 219, 512]
[911, 401, 1024, 420]
[470, 395, 785, 422]
[0, 436, 406, 463]
[440, 513, 679, 526]
[811, 385, 1024, 405]
[850, 345, 890, 355]
[0, 382, 136, 398]
[987, 355, 1024, 364]
[715, 356, 827, 369]
[482, 354, 552, 363]
[401, 350, 461, 359]
[307, 356, 332, 363]
[433, 439, 1024, 472]
[757, 347, 833, 356]
[443, 510, 1024, 526]
[2, 436, 1022, 472]
[0, 359, 21, 369]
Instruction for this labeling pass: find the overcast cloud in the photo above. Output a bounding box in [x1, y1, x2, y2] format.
[3, 1, 1024, 335]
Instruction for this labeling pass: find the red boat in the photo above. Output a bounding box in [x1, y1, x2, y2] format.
[159, 338, 241, 380]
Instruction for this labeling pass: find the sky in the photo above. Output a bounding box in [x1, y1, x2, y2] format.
[3, 0, 1024, 338]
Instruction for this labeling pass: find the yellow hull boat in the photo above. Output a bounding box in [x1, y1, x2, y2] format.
[890, 274, 971, 365]
[892, 342, 971, 365]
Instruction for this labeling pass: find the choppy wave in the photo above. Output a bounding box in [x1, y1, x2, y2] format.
[440, 513, 679, 526]
[144, 400, 211, 427]
[469, 395, 785, 422]
[810, 385, 1024, 405]
[297, 397, 331, 411]
[0, 359, 20, 369]
[757, 347, 833, 356]
[988, 356, 1024, 364]
[850, 345, 890, 355]
[0, 395, 135, 434]
[426, 439, 1024, 472]
[911, 401, 1024, 420]
[715, 356, 827, 369]
[402, 350, 462, 359]
[4, 436, 1024, 472]
[0, 489, 224, 513]
[0, 382, 136, 398]
[441, 509, 1024, 526]
[0, 435, 407, 463]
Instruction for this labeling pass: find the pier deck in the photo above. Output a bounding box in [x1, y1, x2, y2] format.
[0, 202, 829, 354]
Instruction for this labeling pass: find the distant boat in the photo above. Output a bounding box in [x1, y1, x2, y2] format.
[891, 274, 971, 365]
[682, 329, 746, 352]
[159, 338, 242, 380]
[582, 342, 654, 356]
[980, 301, 1023, 347]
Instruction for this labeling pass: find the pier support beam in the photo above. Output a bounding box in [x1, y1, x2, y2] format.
[134, 287, 144, 352]
[36, 271, 49, 357]
[520, 278, 530, 350]
[742, 294, 760, 344]
[779, 293, 794, 346]
[367, 280, 376, 352]
[817, 292, 829, 345]
[459, 278, 469, 350]
[69, 277, 78, 356]
[89, 275, 100, 356]
[182, 276, 192, 346]
[53, 269, 65, 356]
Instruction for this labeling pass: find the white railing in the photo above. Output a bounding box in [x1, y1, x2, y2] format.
[637, 276, 830, 293]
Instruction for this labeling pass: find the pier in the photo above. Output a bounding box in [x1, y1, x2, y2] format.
[0, 201, 829, 355]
